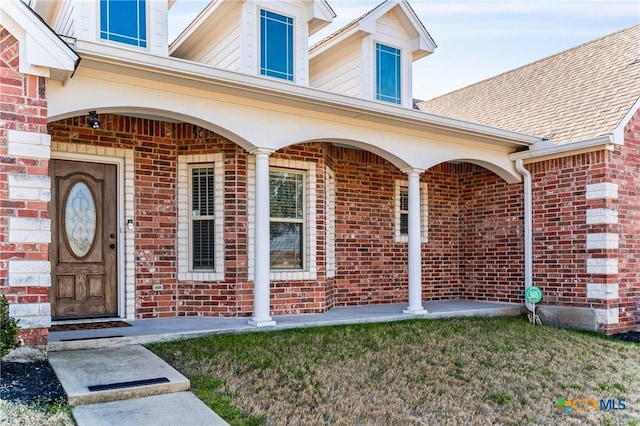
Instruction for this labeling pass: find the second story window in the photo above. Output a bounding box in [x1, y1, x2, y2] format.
[376, 43, 401, 104]
[100, 0, 147, 48]
[260, 10, 294, 81]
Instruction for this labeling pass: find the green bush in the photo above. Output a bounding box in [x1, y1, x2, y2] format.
[1, 294, 21, 359]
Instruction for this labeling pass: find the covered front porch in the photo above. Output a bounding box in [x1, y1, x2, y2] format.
[47, 300, 522, 351]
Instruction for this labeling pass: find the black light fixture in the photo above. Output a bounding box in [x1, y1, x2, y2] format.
[88, 110, 100, 129]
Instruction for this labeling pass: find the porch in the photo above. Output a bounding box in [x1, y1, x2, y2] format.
[48, 300, 523, 351]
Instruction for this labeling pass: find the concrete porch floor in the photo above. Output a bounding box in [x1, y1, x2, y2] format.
[48, 300, 523, 351]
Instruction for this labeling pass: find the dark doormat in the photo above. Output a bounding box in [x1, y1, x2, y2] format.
[49, 321, 132, 332]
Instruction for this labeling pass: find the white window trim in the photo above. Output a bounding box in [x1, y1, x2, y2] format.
[269, 167, 306, 270]
[258, 7, 295, 81]
[177, 154, 224, 282]
[375, 42, 402, 104]
[395, 179, 428, 243]
[248, 157, 317, 281]
[362, 33, 412, 109]
[325, 167, 336, 278]
[98, 0, 149, 49]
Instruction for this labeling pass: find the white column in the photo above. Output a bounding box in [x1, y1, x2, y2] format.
[249, 149, 276, 327]
[403, 169, 427, 315]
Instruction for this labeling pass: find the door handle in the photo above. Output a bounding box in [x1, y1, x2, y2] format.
[109, 243, 116, 249]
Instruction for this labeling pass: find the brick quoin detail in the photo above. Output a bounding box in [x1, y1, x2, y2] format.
[611, 109, 640, 334]
[0, 27, 50, 346]
[526, 138, 640, 334]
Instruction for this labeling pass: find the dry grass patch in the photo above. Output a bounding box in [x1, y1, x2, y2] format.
[148, 317, 640, 425]
[0, 400, 74, 425]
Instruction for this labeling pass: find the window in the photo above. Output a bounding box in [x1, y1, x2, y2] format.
[260, 10, 294, 81]
[395, 180, 428, 242]
[376, 43, 401, 104]
[399, 187, 409, 235]
[270, 170, 304, 269]
[190, 166, 215, 270]
[177, 154, 224, 282]
[100, 0, 147, 48]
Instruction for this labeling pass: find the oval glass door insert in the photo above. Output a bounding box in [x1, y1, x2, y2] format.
[65, 182, 97, 258]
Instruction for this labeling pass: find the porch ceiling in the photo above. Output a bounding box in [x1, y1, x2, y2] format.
[47, 41, 542, 183]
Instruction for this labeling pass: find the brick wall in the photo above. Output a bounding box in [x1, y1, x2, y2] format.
[459, 164, 524, 302]
[0, 27, 51, 346]
[422, 163, 462, 300]
[49, 115, 487, 318]
[332, 148, 463, 306]
[49, 117, 337, 318]
[43, 108, 640, 334]
[611, 108, 640, 333]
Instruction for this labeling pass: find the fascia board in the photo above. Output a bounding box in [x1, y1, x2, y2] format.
[509, 135, 618, 164]
[313, 0, 336, 22]
[397, 1, 436, 51]
[2, 0, 78, 78]
[75, 40, 541, 148]
[613, 97, 640, 144]
[169, 0, 225, 53]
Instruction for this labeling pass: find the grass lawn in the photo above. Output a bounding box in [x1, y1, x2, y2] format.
[148, 317, 640, 425]
[0, 400, 74, 425]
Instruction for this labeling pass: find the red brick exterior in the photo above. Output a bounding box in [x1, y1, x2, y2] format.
[46, 110, 640, 334]
[4, 28, 640, 341]
[614, 109, 640, 333]
[48, 115, 534, 320]
[0, 27, 50, 346]
[460, 166, 524, 302]
[523, 108, 640, 334]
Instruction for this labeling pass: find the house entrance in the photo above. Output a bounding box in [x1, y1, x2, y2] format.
[49, 160, 118, 319]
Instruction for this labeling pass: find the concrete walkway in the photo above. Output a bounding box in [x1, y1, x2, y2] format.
[49, 345, 228, 425]
[47, 300, 522, 425]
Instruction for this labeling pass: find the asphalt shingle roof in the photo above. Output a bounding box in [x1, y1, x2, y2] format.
[418, 25, 640, 145]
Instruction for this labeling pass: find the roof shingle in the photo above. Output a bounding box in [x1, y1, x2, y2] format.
[418, 25, 640, 145]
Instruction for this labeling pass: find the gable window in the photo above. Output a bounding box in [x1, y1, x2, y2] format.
[270, 170, 304, 269]
[260, 9, 294, 81]
[376, 43, 401, 104]
[190, 166, 216, 270]
[100, 0, 147, 48]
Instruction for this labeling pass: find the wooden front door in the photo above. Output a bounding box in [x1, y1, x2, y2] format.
[50, 160, 118, 319]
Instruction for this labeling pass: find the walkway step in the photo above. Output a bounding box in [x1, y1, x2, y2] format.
[48, 345, 190, 406]
[71, 391, 229, 426]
